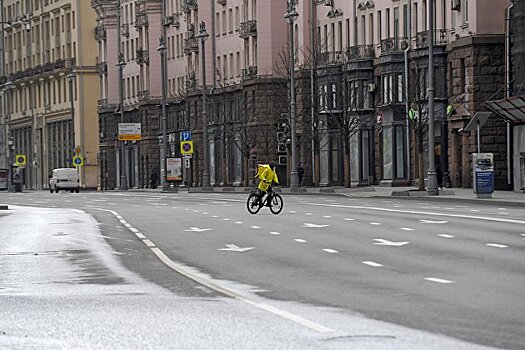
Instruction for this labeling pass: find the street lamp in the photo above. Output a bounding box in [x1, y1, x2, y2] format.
[116, 0, 128, 190]
[157, 35, 169, 191]
[4, 80, 14, 192]
[197, 21, 211, 190]
[284, 2, 300, 190]
[67, 70, 76, 164]
[426, 0, 438, 195]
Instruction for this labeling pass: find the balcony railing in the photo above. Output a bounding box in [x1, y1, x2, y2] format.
[239, 20, 257, 38]
[380, 37, 408, 54]
[182, 0, 198, 12]
[241, 65, 258, 81]
[136, 48, 149, 64]
[163, 13, 180, 27]
[183, 37, 199, 54]
[138, 90, 150, 101]
[415, 30, 448, 48]
[97, 99, 108, 109]
[346, 45, 375, 60]
[96, 62, 107, 75]
[318, 51, 345, 66]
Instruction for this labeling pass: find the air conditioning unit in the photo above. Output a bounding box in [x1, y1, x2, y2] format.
[368, 83, 376, 92]
[451, 0, 461, 11]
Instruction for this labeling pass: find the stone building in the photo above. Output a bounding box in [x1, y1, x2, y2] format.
[0, 0, 100, 190]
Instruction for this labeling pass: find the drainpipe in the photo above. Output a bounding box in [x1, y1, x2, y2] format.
[506, 1, 514, 190]
[404, 0, 411, 184]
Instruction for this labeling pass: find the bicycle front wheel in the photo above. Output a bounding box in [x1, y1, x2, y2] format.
[247, 193, 262, 214]
[269, 193, 283, 214]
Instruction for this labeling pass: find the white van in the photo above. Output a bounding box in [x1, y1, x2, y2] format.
[49, 168, 80, 193]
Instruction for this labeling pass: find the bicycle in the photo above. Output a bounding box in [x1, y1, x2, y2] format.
[246, 187, 284, 215]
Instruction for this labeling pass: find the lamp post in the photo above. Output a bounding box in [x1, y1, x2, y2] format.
[197, 21, 211, 189]
[284, 1, 300, 190]
[4, 80, 13, 192]
[157, 35, 169, 191]
[116, 0, 128, 190]
[426, 0, 438, 195]
[67, 70, 76, 166]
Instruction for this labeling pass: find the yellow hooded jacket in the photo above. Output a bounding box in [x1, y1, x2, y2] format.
[256, 164, 279, 192]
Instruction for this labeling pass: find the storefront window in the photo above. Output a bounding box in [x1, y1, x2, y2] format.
[383, 127, 393, 180]
[396, 125, 405, 179]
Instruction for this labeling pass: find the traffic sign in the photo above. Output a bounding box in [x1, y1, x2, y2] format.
[180, 131, 192, 141]
[72, 155, 84, 167]
[118, 123, 142, 141]
[184, 158, 191, 168]
[15, 154, 26, 167]
[180, 140, 194, 155]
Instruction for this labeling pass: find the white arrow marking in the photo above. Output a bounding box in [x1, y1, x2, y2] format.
[302, 223, 331, 228]
[373, 239, 409, 246]
[362, 261, 383, 267]
[419, 220, 449, 224]
[184, 227, 212, 232]
[425, 277, 455, 284]
[485, 243, 508, 248]
[218, 244, 254, 252]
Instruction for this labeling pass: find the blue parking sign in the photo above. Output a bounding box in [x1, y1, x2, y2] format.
[180, 131, 192, 141]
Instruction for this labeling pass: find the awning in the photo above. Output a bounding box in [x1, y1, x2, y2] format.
[485, 95, 525, 125]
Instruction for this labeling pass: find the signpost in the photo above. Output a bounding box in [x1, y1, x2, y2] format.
[118, 123, 142, 141]
[473, 153, 494, 198]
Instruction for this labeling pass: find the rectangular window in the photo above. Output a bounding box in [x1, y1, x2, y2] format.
[346, 19, 350, 48]
[338, 21, 343, 52]
[394, 7, 399, 39]
[386, 8, 390, 38]
[369, 13, 374, 45]
[378, 10, 382, 41]
[228, 8, 233, 33]
[464, 0, 469, 23]
[331, 84, 337, 109]
[395, 126, 405, 179]
[423, 0, 427, 31]
[460, 58, 466, 93]
[361, 15, 366, 45]
[397, 74, 403, 103]
[403, 4, 408, 38]
[414, 3, 419, 33]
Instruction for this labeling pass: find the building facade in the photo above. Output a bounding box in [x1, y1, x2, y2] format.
[1, 0, 100, 190]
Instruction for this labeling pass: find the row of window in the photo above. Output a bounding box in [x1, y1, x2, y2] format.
[8, 77, 76, 114]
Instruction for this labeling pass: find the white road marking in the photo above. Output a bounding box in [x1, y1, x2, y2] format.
[485, 243, 508, 248]
[373, 239, 409, 247]
[294, 239, 307, 243]
[438, 234, 455, 238]
[344, 218, 355, 221]
[223, 218, 230, 221]
[498, 208, 507, 210]
[212, 215, 219, 218]
[470, 209, 480, 212]
[184, 227, 212, 232]
[425, 277, 455, 284]
[203, 212, 208, 215]
[307, 203, 525, 225]
[289, 210, 297, 213]
[419, 220, 448, 224]
[323, 249, 338, 254]
[305, 213, 313, 215]
[218, 244, 254, 252]
[370, 222, 381, 225]
[172, 207, 180, 209]
[521, 234, 525, 237]
[270, 231, 281, 235]
[251, 226, 261, 229]
[323, 215, 332, 218]
[143, 239, 155, 247]
[362, 261, 383, 267]
[400, 227, 414, 231]
[235, 221, 243, 224]
[302, 223, 330, 228]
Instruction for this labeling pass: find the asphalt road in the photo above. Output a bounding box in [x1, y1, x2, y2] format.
[1, 190, 524, 349]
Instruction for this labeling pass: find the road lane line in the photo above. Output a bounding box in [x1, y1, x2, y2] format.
[143, 239, 155, 247]
[485, 243, 508, 248]
[251, 226, 261, 229]
[344, 218, 355, 221]
[400, 227, 414, 231]
[235, 221, 243, 224]
[322, 249, 338, 254]
[362, 261, 383, 267]
[270, 232, 281, 235]
[294, 239, 307, 243]
[370, 222, 381, 225]
[307, 203, 525, 225]
[438, 234, 455, 238]
[424, 277, 455, 284]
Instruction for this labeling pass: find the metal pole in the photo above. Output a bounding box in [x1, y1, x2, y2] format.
[160, 0, 169, 191]
[117, 0, 128, 190]
[310, 0, 317, 186]
[426, 0, 438, 195]
[404, 0, 411, 185]
[68, 72, 75, 164]
[6, 82, 13, 192]
[199, 22, 211, 189]
[287, 4, 300, 190]
[477, 122, 481, 154]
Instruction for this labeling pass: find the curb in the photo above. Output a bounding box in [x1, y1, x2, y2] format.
[359, 194, 525, 208]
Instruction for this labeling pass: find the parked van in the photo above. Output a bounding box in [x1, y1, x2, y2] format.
[49, 168, 80, 193]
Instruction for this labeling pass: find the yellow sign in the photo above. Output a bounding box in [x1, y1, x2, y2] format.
[15, 154, 27, 167]
[180, 141, 194, 155]
[118, 134, 142, 141]
[72, 155, 84, 167]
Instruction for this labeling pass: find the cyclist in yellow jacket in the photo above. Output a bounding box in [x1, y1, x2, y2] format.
[255, 162, 279, 206]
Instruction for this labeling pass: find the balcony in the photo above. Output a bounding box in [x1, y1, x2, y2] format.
[97, 99, 108, 109]
[138, 90, 150, 101]
[97, 62, 107, 75]
[136, 48, 149, 64]
[95, 25, 106, 41]
[239, 20, 257, 38]
[183, 37, 199, 54]
[380, 37, 408, 54]
[318, 51, 345, 66]
[186, 71, 197, 92]
[346, 45, 375, 60]
[163, 13, 180, 27]
[241, 66, 258, 81]
[415, 30, 448, 48]
[182, 0, 198, 12]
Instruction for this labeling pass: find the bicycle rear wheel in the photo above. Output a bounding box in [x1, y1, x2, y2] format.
[247, 193, 262, 214]
[269, 193, 283, 214]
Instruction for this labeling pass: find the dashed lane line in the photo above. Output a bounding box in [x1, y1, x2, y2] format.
[425, 277, 455, 284]
[294, 239, 307, 243]
[362, 261, 383, 267]
[90, 207, 333, 334]
[438, 234, 455, 238]
[485, 243, 508, 248]
[400, 227, 414, 231]
[322, 249, 338, 254]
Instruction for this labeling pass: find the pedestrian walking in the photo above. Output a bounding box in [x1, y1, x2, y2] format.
[436, 164, 443, 190]
[149, 171, 158, 189]
[297, 163, 304, 187]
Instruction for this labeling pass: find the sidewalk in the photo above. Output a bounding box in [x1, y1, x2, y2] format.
[125, 184, 525, 208]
